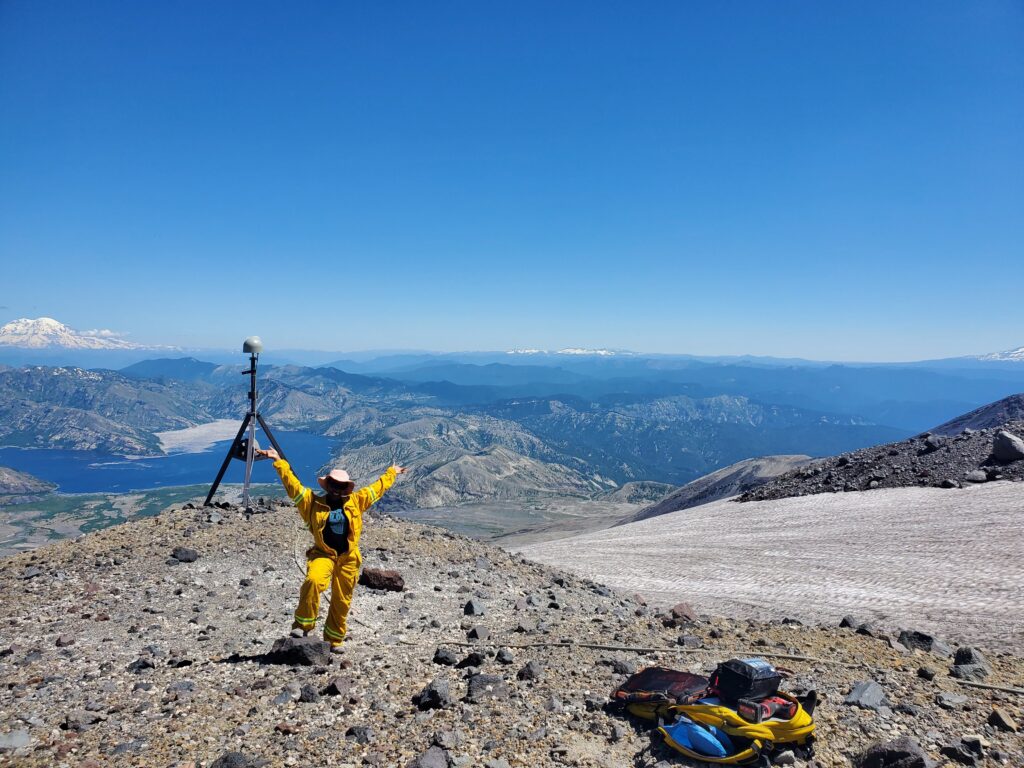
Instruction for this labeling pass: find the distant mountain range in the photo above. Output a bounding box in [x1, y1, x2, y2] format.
[2, 317, 1023, 508]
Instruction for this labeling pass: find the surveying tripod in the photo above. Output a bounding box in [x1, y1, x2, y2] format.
[204, 336, 287, 510]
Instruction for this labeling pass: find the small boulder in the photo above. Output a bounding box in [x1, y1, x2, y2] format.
[412, 746, 450, 768]
[321, 676, 351, 697]
[852, 735, 934, 768]
[264, 636, 332, 667]
[170, 547, 199, 563]
[466, 626, 489, 641]
[988, 707, 1018, 732]
[413, 679, 453, 711]
[939, 742, 979, 766]
[935, 691, 968, 710]
[993, 429, 1024, 462]
[949, 664, 989, 681]
[670, 602, 697, 623]
[677, 634, 703, 649]
[950, 647, 991, 680]
[463, 600, 485, 616]
[897, 630, 951, 656]
[432, 647, 459, 666]
[466, 674, 510, 703]
[517, 660, 543, 681]
[964, 470, 988, 484]
[358, 568, 405, 591]
[845, 680, 888, 711]
[456, 651, 486, 669]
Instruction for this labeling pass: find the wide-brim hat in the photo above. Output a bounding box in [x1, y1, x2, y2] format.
[318, 469, 354, 493]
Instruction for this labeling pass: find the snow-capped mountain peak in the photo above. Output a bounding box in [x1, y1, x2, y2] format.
[979, 346, 1024, 362]
[0, 317, 143, 349]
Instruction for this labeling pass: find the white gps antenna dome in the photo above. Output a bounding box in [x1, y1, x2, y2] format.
[243, 336, 263, 354]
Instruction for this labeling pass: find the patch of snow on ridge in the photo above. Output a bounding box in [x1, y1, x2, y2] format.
[518, 482, 1024, 651]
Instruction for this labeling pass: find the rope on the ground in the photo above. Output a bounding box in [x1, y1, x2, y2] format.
[437, 640, 864, 668]
[954, 679, 1024, 695]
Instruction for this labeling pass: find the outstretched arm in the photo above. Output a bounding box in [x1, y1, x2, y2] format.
[258, 448, 314, 524]
[352, 465, 406, 513]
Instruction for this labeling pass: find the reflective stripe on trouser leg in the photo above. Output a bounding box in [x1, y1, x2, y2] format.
[324, 553, 359, 643]
[296, 556, 333, 629]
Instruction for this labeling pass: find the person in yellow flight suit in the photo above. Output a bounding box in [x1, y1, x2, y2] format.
[257, 447, 406, 652]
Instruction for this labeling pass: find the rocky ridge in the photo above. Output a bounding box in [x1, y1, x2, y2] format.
[626, 455, 810, 524]
[0, 467, 55, 500]
[739, 420, 1024, 503]
[0, 499, 1022, 766]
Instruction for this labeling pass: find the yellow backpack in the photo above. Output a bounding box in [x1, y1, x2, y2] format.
[657, 692, 815, 765]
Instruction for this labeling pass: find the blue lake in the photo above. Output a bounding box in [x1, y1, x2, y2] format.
[0, 431, 339, 494]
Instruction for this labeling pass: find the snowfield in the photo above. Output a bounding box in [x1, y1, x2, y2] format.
[519, 482, 1024, 650]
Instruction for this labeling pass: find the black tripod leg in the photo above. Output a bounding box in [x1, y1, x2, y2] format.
[204, 414, 251, 506]
[255, 413, 288, 462]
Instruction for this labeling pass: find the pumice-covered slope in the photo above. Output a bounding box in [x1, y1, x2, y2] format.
[0, 499, 1021, 766]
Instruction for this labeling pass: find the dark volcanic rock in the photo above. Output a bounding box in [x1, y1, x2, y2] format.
[264, 636, 332, 666]
[517, 660, 543, 681]
[852, 735, 934, 768]
[466, 674, 510, 703]
[358, 568, 405, 592]
[898, 630, 952, 657]
[739, 412, 1024, 502]
[170, 546, 199, 563]
[432, 647, 459, 666]
[413, 679, 453, 710]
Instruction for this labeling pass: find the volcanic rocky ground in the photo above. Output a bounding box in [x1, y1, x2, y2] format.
[0, 499, 1022, 767]
[738, 423, 1024, 502]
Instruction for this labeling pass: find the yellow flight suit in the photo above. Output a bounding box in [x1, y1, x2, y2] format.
[273, 459, 396, 645]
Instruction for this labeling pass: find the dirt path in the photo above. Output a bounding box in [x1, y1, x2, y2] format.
[519, 482, 1024, 651]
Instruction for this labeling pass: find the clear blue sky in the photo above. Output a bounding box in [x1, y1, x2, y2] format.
[1, 2, 1021, 360]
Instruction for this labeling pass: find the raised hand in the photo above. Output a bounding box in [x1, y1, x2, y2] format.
[391, 465, 408, 475]
[257, 448, 280, 461]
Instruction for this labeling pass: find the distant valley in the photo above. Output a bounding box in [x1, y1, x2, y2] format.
[3, 344, 1024, 504]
